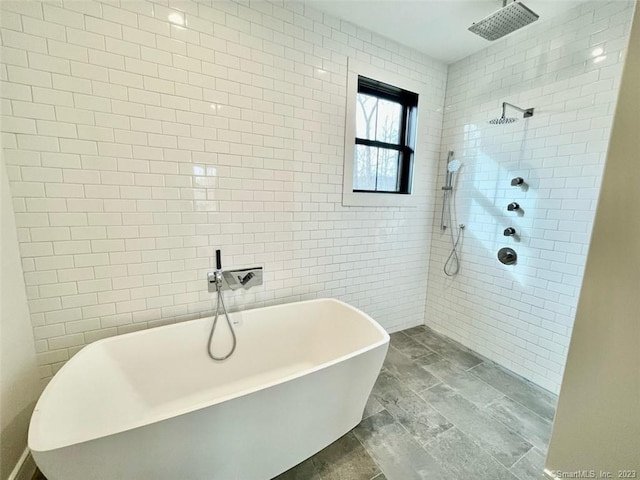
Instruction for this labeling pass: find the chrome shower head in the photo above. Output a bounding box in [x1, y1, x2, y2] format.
[489, 116, 518, 125]
[469, 1, 539, 41]
[489, 102, 534, 125]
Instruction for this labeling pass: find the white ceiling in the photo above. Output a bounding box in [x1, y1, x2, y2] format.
[305, 0, 589, 64]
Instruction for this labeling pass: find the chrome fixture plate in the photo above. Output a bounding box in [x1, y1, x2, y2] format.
[208, 267, 263, 292]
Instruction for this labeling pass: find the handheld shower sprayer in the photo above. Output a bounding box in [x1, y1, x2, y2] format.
[440, 151, 465, 277]
[207, 249, 237, 361]
[441, 152, 461, 230]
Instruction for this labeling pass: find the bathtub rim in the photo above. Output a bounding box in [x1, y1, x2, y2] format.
[29, 298, 390, 453]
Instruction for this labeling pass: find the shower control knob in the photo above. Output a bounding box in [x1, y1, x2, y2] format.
[498, 247, 517, 266]
[507, 202, 520, 212]
[511, 177, 524, 186]
[504, 227, 516, 236]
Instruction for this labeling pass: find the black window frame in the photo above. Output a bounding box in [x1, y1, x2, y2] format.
[354, 75, 419, 195]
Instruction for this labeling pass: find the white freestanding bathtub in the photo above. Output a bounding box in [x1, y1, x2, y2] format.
[29, 298, 389, 480]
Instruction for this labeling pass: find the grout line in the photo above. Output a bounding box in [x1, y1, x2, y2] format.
[469, 360, 559, 400]
[464, 360, 485, 371]
[498, 394, 555, 427]
[465, 366, 557, 424]
[400, 327, 484, 370]
[418, 380, 443, 394]
[467, 362, 482, 372]
[508, 445, 537, 479]
[414, 356, 506, 405]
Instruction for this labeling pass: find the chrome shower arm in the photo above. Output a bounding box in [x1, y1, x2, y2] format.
[503, 102, 534, 118]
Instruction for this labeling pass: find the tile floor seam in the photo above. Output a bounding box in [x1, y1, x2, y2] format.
[416, 361, 506, 408]
[480, 401, 552, 453]
[465, 360, 485, 371]
[507, 444, 536, 470]
[468, 370, 557, 423]
[492, 393, 556, 426]
[510, 447, 537, 470]
[417, 381, 443, 395]
[403, 330, 485, 371]
[392, 372, 444, 398]
[468, 362, 557, 399]
[508, 448, 540, 480]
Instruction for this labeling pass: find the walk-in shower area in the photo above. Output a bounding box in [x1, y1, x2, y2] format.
[427, 0, 636, 396]
[2, 0, 638, 478]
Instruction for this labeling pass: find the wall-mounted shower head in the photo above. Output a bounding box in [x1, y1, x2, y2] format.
[489, 102, 534, 125]
[489, 116, 518, 125]
[469, 0, 539, 41]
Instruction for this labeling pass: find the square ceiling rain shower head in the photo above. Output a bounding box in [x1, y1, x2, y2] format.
[468, 1, 539, 41]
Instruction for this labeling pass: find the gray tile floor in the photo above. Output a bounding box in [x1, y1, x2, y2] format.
[276, 325, 558, 480]
[34, 325, 557, 480]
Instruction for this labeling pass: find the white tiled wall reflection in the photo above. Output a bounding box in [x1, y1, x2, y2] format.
[1, 0, 446, 378]
[425, 1, 634, 393]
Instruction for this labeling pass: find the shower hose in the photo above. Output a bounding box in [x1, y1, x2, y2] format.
[443, 189, 464, 277]
[206, 285, 237, 361]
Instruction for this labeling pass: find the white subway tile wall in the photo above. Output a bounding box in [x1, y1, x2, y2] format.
[425, 1, 634, 393]
[1, 0, 446, 379]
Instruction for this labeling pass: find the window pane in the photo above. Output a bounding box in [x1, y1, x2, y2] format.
[376, 149, 400, 192]
[355, 93, 377, 140]
[354, 145, 378, 191]
[375, 99, 401, 144]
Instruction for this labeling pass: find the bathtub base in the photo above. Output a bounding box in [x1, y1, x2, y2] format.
[34, 347, 385, 480]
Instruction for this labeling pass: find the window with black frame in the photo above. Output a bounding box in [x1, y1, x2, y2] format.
[354, 76, 418, 194]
